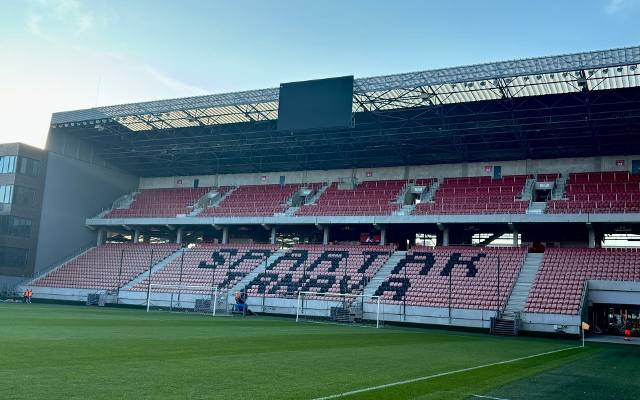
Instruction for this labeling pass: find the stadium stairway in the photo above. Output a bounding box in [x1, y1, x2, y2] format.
[205, 186, 237, 209]
[503, 252, 544, 316]
[394, 204, 416, 215]
[188, 189, 222, 216]
[119, 249, 186, 290]
[420, 178, 441, 202]
[283, 206, 299, 215]
[95, 192, 137, 218]
[361, 251, 406, 299]
[232, 249, 288, 299]
[394, 181, 412, 204]
[551, 174, 568, 200]
[526, 201, 547, 214]
[303, 182, 331, 205]
[520, 178, 536, 201]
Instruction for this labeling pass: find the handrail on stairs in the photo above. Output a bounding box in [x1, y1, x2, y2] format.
[578, 280, 590, 321]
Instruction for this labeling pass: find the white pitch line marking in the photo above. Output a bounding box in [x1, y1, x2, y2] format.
[472, 395, 511, 400]
[311, 346, 580, 400]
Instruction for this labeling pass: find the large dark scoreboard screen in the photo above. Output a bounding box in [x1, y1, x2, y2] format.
[277, 75, 354, 131]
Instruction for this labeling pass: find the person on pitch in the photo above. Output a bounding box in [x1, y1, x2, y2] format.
[235, 291, 246, 313]
[624, 320, 632, 342]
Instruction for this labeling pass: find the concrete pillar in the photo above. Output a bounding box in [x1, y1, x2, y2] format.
[222, 226, 229, 244]
[96, 229, 105, 246]
[442, 227, 449, 247]
[323, 226, 330, 245]
[587, 224, 595, 248]
[380, 227, 387, 246]
[133, 229, 140, 243]
[270, 226, 277, 245]
[512, 229, 519, 247]
[176, 227, 183, 245]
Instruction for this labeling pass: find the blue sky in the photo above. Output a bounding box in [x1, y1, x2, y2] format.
[0, 0, 639, 148]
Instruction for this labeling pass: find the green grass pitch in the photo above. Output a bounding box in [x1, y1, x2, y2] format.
[1, 303, 637, 399]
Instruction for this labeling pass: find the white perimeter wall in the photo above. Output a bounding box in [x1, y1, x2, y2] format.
[139, 155, 640, 189]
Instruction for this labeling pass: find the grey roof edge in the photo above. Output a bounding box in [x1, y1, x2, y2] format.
[51, 46, 640, 125]
[354, 46, 640, 92]
[51, 87, 280, 124]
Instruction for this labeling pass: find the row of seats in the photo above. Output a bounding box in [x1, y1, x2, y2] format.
[244, 245, 396, 297]
[132, 244, 278, 293]
[525, 248, 640, 314]
[374, 247, 526, 310]
[103, 173, 640, 219]
[107, 188, 214, 218]
[296, 181, 407, 216]
[548, 172, 640, 213]
[31, 244, 179, 290]
[535, 173, 560, 182]
[413, 175, 529, 215]
[200, 184, 317, 217]
[30, 244, 640, 318]
[569, 171, 640, 183]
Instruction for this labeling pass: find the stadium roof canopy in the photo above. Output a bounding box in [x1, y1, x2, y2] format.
[52, 46, 640, 130]
[49, 46, 640, 176]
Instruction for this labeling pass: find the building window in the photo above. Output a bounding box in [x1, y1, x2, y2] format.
[0, 156, 17, 174]
[13, 186, 37, 208]
[0, 246, 29, 268]
[18, 157, 40, 177]
[0, 216, 32, 239]
[0, 185, 37, 207]
[0, 185, 13, 204]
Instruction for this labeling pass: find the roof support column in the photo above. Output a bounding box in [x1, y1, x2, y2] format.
[222, 226, 229, 245]
[587, 223, 595, 248]
[509, 223, 519, 247]
[438, 223, 449, 247]
[134, 229, 140, 243]
[374, 223, 386, 246]
[270, 226, 277, 245]
[323, 226, 330, 245]
[176, 227, 183, 245]
[96, 228, 106, 246]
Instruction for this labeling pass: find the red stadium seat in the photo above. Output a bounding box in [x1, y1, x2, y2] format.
[200, 183, 321, 217]
[31, 244, 180, 290]
[106, 187, 222, 218]
[412, 175, 529, 215]
[244, 244, 396, 298]
[547, 172, 640, 214]
[296, 179, 416, 216]
[524, 248, 640, 315]
[374, 247, 526, 310]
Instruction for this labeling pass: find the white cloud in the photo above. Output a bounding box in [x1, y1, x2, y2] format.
[0, 42, 211, 148]
[25, 0, 97, 37]
[25, 14, 43, 36]
[605, 0, 639, 14]
[142, 65, 210, 98]
[2, 1, 211, 148]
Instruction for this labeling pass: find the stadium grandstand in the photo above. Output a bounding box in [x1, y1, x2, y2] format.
[6, 45, 640, 338]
